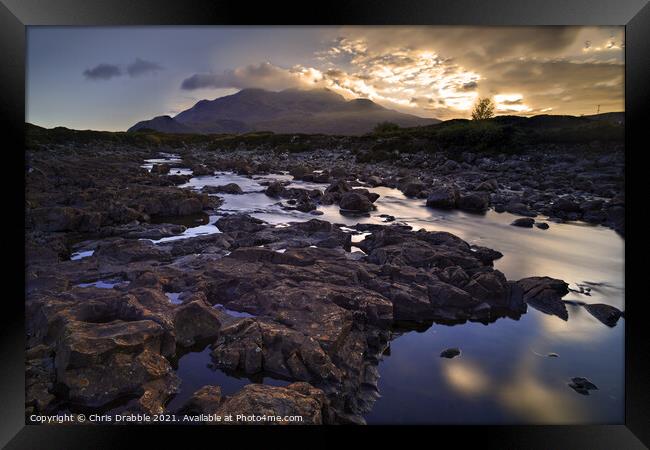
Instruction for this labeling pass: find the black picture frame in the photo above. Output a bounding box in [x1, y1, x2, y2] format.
[1, 0, 648, 447]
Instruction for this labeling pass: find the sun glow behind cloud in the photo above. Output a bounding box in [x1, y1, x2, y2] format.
[179, 29, 623, 120]
[26, 26, 625, 130]
[312, 39, 484, 116]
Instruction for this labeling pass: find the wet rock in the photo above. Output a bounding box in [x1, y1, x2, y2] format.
[439, 159, 460, 173]
[216, 214, 266, 233]
[151, 164, 170, 175]
[173, 299, 223, 347]
[216, 383, 330, 425]
[29, 207, 102, 233]
[584, 303, 623, 327]
[475, 179, 498, 192]
[535, 222, 550, 230]
[553, 197, 581, 213]
[191, 165, 214, 176]
[580, 199, 605, 213]
[440, 348, 461, 358]
[511, 218, 535, 228]
[295, 199, 318, 212]
[339, 192, 374, 212]
[178, 198, 204, 216]
[321, 179, 352, 204]
[289, 165, 311, 179]
[426, 186, 459, 209]
[463, 270, 510, 306]
[202, 183, 244, 195]
[516, 277, 569, 320]
[265, 181, 286, 197]
[469, 246, 504, 265]
[366, 175, 383, 187]
[166, 174, 192, 185]
[458, 193, 489, 213]
[95, 238, 169, 263]
[505, 201, 536, 217]
[211, 319, 342, 384]
[568, 377, 598, 395]
[137, 188, 212, 217]
[398, 177, 425, 198]
[176, 385, 222, 415]
[26, 350, 57, 413]
[54, 319, 179, 409]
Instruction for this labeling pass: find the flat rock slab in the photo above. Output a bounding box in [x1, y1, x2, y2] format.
[568, 377, 598, 395]
[584, 303, 623, 327]
[440, 348, 461, 358]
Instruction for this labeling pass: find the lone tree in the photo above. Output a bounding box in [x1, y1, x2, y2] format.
[471, 98, 495, 120]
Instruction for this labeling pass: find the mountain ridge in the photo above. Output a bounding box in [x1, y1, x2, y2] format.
[128, 87, 439, 135]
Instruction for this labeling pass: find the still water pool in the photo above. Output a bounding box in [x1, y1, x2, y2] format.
[154, 159, 624, 424]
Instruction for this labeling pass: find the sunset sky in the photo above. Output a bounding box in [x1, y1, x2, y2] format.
[27, 26, 624, 131]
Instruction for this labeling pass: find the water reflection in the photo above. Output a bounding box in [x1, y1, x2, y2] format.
[442, 359, 490, 397]
[165, 345, 291, 413]
[151, 167, 623, 424]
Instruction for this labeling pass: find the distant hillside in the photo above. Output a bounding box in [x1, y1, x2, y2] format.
[28, 110, 623, 157]
[129, 115, 197, 134]
[128, 88, 439, 135]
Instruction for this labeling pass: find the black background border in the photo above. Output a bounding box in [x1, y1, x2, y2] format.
[1, 0, 648, 448]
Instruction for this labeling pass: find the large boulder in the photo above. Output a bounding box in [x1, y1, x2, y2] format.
[265, 181, 286, 198]
[216, 383, 331, 425]
[321, 180, 352, 205]
[516, 277, 569, 320]
[426, 186, 459, 209]
[172, 299, 223, 347]
[211, 319, 342, 384]
[54, 319, 179, 412]
[553, 197, 581, 213]
[398, 177, 425, 197]
[216, 214, 266, 233]
[339, 192, 374, 212]
[458, 193, 489, 213]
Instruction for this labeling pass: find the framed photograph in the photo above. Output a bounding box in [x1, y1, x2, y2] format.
[1, 0, 648, 447]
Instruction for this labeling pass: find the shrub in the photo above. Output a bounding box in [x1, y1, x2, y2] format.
[373, 121, 401, 134]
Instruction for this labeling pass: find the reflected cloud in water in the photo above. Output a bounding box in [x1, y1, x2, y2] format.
[441, 359, 490, 397]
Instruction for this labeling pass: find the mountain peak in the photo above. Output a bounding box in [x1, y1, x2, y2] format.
[129, 87, 439, 135]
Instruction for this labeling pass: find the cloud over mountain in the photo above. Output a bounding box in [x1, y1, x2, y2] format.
[181, 62, 322, 91]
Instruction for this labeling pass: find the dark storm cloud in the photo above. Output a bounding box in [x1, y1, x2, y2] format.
[83, 63, 122, 80]
[127, 58, 163, 77]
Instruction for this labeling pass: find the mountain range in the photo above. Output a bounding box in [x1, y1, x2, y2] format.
[128, 88, 439, 135]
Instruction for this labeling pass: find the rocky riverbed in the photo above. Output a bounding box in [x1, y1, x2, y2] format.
[25, 139, 624, 424]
